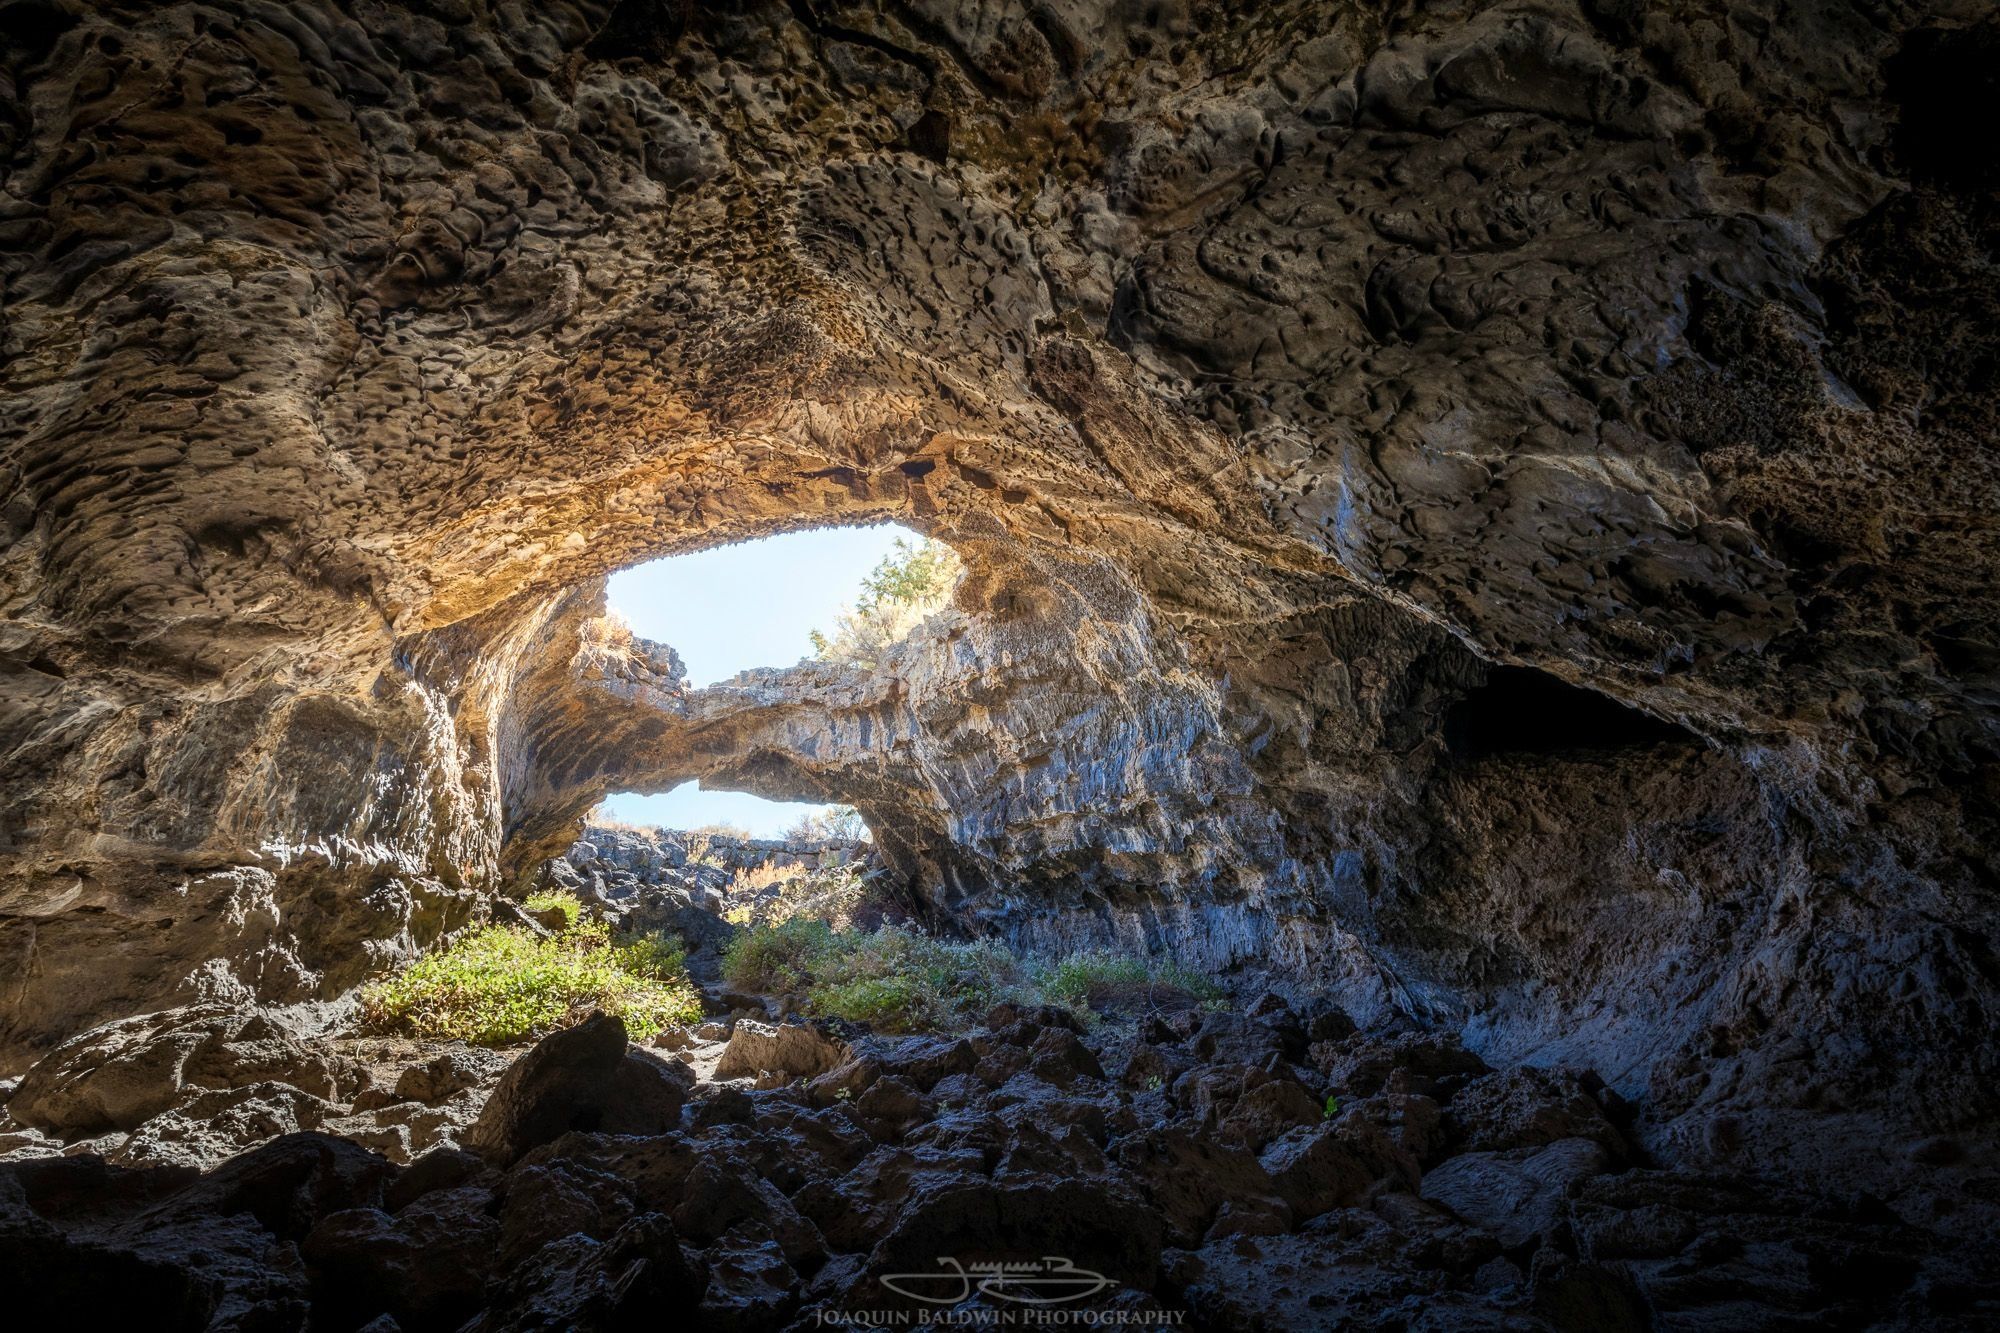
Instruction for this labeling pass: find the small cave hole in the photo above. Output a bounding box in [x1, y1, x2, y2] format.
[1443, 665, 1699, 761]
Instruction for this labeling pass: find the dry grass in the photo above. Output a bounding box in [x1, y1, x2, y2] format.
[728, 862, 796, 896]
[724, 863, 876, 929]
[583, 812, 659, 836]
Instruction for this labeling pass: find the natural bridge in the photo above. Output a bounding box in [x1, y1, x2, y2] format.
[1, 1, 1995, 1326]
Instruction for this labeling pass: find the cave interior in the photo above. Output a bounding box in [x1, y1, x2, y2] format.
[1, 0, 1998, 1328]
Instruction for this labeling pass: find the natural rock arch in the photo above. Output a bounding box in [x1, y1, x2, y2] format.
[1, 0, 1995, 1207]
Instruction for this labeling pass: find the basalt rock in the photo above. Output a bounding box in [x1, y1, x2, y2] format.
[6, 1008, 1990, 1329]
[8, 1006, 357, 1138]
[0, 0, 1995, 1246]
[0, 1008, 517, 1169]
[462, 1013, 689, 1164]
[713, 1020, 855, 1085]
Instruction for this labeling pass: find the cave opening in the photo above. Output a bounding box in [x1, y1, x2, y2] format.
[591, 519, 957, 841]
[595, 781, 865, 842]
[604, 521, 934, 688]
[7, 4, 1999, 1324]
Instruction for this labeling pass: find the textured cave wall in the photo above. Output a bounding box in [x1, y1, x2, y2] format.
[1, 0, 1997, 1186]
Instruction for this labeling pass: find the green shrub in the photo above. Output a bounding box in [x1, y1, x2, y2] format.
[808, 537, 963, 667]
[804, 928, 1023, 1032]
[361, 912, 701, 1045]
[613, 931, 690, 982]
[807, 974, 937, 1029]
[523, 888, 585, 930]
[721, 922, 1229, 1035]
[1035, 949, 1224, 1014]
[722, 923, 1031, 1033]
[722, 917, 837, 992]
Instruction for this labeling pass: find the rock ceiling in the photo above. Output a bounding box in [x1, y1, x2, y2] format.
[1, 0, 1996, 1190]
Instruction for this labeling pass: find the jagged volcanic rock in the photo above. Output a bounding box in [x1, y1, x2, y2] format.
[0, 0, 1995, 1231]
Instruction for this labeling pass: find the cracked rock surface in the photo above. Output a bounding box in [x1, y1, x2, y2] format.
[3, 1006, 1995, 1330]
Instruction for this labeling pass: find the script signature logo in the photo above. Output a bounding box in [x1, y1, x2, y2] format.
[879, 1256, 1117, 1306]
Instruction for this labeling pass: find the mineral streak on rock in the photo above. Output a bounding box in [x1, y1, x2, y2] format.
[0, 0, 1996, 1214]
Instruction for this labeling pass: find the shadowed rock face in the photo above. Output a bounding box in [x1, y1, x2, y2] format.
[0, 0, 1996, 1198]
[3, 1005, 1994, 1328]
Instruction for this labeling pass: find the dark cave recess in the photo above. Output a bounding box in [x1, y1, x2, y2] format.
[1443, 665, 1699, 760]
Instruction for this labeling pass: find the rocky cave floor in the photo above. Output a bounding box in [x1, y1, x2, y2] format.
[4, 965, 1998, 1331]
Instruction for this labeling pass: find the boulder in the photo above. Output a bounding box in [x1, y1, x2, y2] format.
[1117, 1041, 1196, 1091]
[461, 1014, 685, 1163]
[981, 1002, 1087, 1036]
[0, 1138, 373, 1329]
[459, 1213, 707, 1332]
[855, 1034, 978, 1091]
[1216, 1078, 1324, 1150]
[1114, 1126, 1288, 1246]
[384, 1146, 488, 1211]
[1259, 1123, 1376, 1221]
[714, 1021, 854, 1083]
[394, 1048, 511, 1105]
[1317, 1034, 1491, 1099]
[112, 1081, 339, 1169]
[1351, 1091, 1449, 1166]
[1420, 1137, 1612, 1250]
[303, 1186, 502, 1331]
[670, 1152, 825, 1265]
[853, 1076, 930, 1139]
[1026, 1026, 1107, 1087]
[1164, 1230, 1523, 1331]
[1445, 1067, 1628, 1159]
[10, 1007, 354, 1138]
[700, 1228, 801, 1332]
[865, 1178, 1164, 1308]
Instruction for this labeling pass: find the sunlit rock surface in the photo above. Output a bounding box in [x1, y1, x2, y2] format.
[0, 0, 1995, 1218]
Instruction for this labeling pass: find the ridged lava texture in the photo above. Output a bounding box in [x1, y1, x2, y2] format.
[1, 0, 1996, 1197]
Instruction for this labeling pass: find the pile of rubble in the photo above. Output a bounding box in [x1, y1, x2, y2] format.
[6, 997, 1992, 1329]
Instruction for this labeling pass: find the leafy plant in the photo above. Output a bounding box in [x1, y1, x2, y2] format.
[721, 918, 838, 992]
[782, 804, 870, 842]
[361, 909, 701, 1045]
[1323, 1095, 1341, 1120]
[804, 928, 1022, 1033]
[723, 923, 1026, 1033]
[613, 931, 691, 982]
[1035, 949, 1224, 1015]
[721, 922, 1227, 1035]
[808, 536, 962, 668]
[523, 889, 584, 930]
